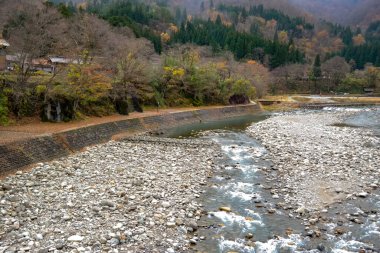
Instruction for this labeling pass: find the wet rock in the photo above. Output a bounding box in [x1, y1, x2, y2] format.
[317, 244, 326, 252]
[334, 227, 346, 235]
[357, 192, 368, 198]
[219, 207, 231, 212]
[296, 206, 306, 215]
[245, 233, 254, 239]
[109, 238, 120, 246]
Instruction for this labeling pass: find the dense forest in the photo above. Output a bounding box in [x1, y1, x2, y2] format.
[171, 18, 304, 69]
[0, 0, 379, 125]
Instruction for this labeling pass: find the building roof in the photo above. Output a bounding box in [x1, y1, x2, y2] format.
[6, 55, 21, 62]
[0, 39, 10, 48]
[49, 57, 72, 64]
[32, 58, 51, 66]
[49, 57, 81, 64]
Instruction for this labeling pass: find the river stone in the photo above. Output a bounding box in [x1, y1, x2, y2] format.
[100, 200, 116, 207]
[219, 207, 231, 212]
[161, 201, 171, 208]
[67, 235, 84, 242]
[166, 222, 176, 228]
[357, 192, 368, 198]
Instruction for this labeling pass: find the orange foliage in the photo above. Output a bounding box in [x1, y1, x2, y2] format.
[169, 24, 179, 33]
[352, 34, 366, 46]
[161, 32, 171, 43]
[317, 30, 329, 39]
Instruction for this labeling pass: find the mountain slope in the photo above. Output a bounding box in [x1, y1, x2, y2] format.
[289, 0, 380, 27]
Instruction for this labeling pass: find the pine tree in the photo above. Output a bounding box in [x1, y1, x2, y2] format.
[182, 8, 188, 22]
[313, 54, 322, 78]
[215, 15, 222, 26]
[274, 30, 279, 42]
[241, 8, 248, 23]
[312, 54, 322, 93]
[200, 2, 205, 12]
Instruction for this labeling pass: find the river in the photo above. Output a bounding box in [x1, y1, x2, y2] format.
[164, 106, 380, 253]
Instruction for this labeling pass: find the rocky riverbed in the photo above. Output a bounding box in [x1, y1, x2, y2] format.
[245, 109, 380, 251]
[0, 137, 221, 253]
[247, 110, 379, 212]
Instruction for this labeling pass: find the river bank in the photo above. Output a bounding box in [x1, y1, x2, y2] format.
[0, 104, 260, 176]
[0, 137, 221, 253]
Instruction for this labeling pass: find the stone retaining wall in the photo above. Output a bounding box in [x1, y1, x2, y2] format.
[0, 104, 261, 174]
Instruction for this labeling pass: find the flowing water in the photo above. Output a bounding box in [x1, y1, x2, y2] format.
[164, 107, 380, 253]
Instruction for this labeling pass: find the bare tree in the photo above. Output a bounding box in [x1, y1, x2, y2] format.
[322, 56, 350, 92]
[3, 3, 65, 117]
[271, 64, 308, 93]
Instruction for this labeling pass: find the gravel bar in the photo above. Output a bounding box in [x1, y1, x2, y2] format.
[0, 137, 220, 253]
[247, 110, 380, 212]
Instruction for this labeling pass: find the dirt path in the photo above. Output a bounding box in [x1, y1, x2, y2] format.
[0, 106, 221, 144]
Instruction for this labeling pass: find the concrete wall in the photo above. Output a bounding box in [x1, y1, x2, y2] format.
[0, 104, 261, 174]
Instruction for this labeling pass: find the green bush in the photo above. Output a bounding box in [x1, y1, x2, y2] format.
[0, 92, 9, 125]
[337, 76, 366, 94]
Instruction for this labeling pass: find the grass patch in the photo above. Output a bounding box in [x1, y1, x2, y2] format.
[291, 96, 313, 103]
[261, 95, 293, 102]
[331, 97, 380, 103]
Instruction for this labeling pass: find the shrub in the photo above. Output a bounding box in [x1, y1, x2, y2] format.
[337, 76, 366, 93]
[0, 92, 9, 125]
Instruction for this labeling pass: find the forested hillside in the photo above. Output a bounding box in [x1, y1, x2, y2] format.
[289, 0, 380, 28]
[0, 0, 379, 126]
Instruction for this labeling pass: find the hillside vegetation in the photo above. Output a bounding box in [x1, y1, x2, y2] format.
[0, 0, 379, 125]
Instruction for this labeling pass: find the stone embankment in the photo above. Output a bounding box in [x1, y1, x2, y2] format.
[0, 104, 260, 175]
[0, 137, 223, 253]
[247, 111, 380, 212]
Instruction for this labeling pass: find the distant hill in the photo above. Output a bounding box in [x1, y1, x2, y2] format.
[164, 0, 380, 27]
[47, 0, 380, 28]
[168, 0, 309, 19]
[289, 0, 380, 27]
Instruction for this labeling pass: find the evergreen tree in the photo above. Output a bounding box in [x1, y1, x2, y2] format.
[215, 15, 222, 26]
[210, 0, 214, 10]
[241, 8, 248, 23]
[313, 54, 322, 78]
[171, 18, 304, 65]
[182, 8, 188, 22]
[67, 1, 76, 14]
[312, 54, 322, 93]
[200, 2, 205, 12]
[273, 29, 279, 42]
